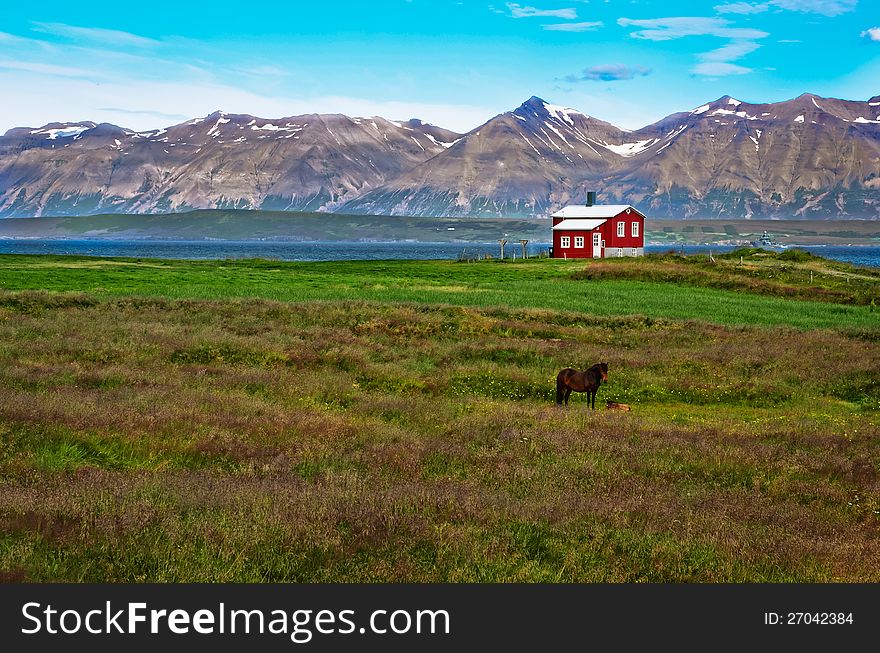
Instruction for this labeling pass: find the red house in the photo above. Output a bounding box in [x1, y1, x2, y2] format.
[551, 194, 646, 259]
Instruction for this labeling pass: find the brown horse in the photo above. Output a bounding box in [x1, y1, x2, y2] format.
[556, 363, 608, 408]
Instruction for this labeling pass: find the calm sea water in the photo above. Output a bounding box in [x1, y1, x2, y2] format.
[0, 239, 878, 268]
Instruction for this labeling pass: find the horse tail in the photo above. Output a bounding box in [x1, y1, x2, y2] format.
[556, 374, 565, 405]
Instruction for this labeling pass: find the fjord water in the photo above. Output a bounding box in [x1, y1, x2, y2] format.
[0, 240, 878, 268]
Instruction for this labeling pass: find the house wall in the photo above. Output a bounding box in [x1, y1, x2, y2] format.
[552, 227, 601, 258]
[603, 209, 644, 250]
[552, 208, 645, 258]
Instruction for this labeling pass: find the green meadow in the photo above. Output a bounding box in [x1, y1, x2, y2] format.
[0, 250, 878, 582]
[0, 251, 876, 329]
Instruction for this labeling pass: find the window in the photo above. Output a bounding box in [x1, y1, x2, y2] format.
[632, 221, 639, 238]
[617, 248, 624, 257]
[617, 221, 625, 237]
[560, 236, 570, 248]
[631, 248, 637, 257]
[574, 236, 584, 248]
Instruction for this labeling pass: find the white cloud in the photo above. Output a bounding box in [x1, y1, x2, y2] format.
[692, 62, 752, 75]
[0, 59, 94, 78]
[693, 40, 761, 75]
[717, 0, 857, 15]
[714, 2, 770, 14]
[564, 64, 652, 82]
[506, 3, 577, 19]
[699, 41, 761, 62]
[0, 25, 500, 134]
[771, 0, 857, 16]
[0, 72, 495, 133]
[96, 107, 190, 122]
[542, 21, 603, 31]
[31, 22, 161, 48]
[618, 16, 767, 77]
[862, 27, 880, 42]
[617, 17, 768, 41]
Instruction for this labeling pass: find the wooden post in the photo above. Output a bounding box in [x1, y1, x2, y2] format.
[520, 239, 529, 260]
[498, 239, 508, 259]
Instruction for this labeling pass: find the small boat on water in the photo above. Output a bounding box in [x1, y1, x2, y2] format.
[751, 230, 788, 249]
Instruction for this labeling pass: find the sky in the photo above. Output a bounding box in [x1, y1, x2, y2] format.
[0, 0, 878, 133]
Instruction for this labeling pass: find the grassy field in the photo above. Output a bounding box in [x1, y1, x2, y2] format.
[0, 251, 878, 582]
[0, 251, 876, 330]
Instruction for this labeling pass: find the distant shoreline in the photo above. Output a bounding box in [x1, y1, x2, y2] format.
[1, 236, 879, 248]
[0, 210, 877, 247]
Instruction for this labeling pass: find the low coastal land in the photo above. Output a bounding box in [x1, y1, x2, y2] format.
[0, 210, 878, 246]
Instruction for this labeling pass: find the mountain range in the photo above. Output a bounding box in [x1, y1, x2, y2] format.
[2, 92, 879, 219]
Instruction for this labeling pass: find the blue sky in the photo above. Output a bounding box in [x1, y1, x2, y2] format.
[1, 0, 878, 132]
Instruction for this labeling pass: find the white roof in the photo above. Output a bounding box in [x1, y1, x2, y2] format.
[552, 219, 607, 231]
[551, 204, 642, 219]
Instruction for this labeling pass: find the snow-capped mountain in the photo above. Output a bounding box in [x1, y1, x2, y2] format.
[599, 93, 880, 218]
[0, 111, 461, 216]
[2, 93, 879, 219]
[340, 94, 880, 218]
[339, 96, 633, 216]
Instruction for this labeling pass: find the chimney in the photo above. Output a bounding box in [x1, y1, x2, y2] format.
[586, 191, 596, 207]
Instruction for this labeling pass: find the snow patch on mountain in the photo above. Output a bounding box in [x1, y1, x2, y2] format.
[250, 123, 303, 133]
[423, 133, 460, 148]
[542, 102, 583, 126]
[710, 108, 758, 120]
[207, 118, 231, 137]
[595, 138, 657, 157]
[30, 125, 92, 140]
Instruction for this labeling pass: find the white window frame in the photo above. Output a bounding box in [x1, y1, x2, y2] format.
[617, 248, 624, 257]
[617, 221, 625, 237]
[631, 248, 637, 257]
[632, 221, 639, 238]
[560, 236, 570, 248]
[574, 236, 584, 249]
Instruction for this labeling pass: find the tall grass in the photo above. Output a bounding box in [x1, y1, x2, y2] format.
[0, 293, 877, 581]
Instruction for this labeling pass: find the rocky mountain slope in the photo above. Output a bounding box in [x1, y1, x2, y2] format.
[2, 93, 879, 219]
[0, 112, 461, 217]
[341, 94, 880, 219]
